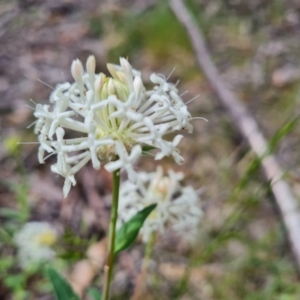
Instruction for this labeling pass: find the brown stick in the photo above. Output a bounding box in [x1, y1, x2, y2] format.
[170, 0, 300, 269]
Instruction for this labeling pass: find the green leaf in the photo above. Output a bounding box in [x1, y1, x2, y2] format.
[88, 287, 102, 300]
[142, 144, 157, 155]
[4, 274, 26, 289]
[0, 256, 14, 272]
[114, 203, 157, 254]
[0, 208, 22, 219]
[267, 117, 298, 154]
[0, 228, 12, 243]
[46, 267, 80, 300]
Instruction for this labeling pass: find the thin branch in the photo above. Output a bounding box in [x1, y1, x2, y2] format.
[170, 0, 300, 269]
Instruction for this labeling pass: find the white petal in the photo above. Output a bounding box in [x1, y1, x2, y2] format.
[38, 146, 45, 163]
[63, 176, 75, 198]
[129, 145, 142, 161]
[56, 127, 65, 140]
[126, 165, 138, 182]
[91, 148, 101, 169]
[172, 135, 183, 147]
[126, 111, 142, 121]
[173, 152, 184, 164]
[155, 151, 165, 161]
[104, 160, 124, 172]
[71, 153, 91, 174]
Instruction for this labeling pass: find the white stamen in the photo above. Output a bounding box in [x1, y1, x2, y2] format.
[180, 90, 189, 97]
[185, 94, 200, 105]
[27, 120, 38, 129]
[189, 117, 208, 122]
[36, 79, 54, 89]
[25, 104, 35, 110]
[166, 67, 176, 81]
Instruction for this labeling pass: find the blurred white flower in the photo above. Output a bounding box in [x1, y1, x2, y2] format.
[118, 167, 202, 243]
[33, 56, 194, 197]
[14, 222, 57, 269]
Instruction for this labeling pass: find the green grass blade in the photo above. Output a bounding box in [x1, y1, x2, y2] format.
[88, 287, 102, 300]
[46, 267, 80, 300]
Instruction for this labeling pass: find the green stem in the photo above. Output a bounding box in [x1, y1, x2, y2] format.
[132, 233, 156, 300]
[103, 169, 121, 300]
[144, 232, 155, 271]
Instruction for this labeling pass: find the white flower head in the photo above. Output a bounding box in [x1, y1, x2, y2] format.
[118, 167, 202, 243]
[14, 222, 58, 269]
[34, 56, 194, 197]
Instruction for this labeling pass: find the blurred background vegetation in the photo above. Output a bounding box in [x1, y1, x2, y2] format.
[1, 0, 300, 299]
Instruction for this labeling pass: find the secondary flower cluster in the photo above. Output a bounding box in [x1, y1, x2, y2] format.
[34, 56, 193, 197]
[118, 167, 202, 243]
[14, 222, 57, 269]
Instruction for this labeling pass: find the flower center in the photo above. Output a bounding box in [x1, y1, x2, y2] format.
[146, 177, 171, 221]
[156, 178, 171, 195]
[35, 230, 57, 246]
[100, 78, 129, 102]
[96, 76, 130, 133]
[95, 76, 136, 161]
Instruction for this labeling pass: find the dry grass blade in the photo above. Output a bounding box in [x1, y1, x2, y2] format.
[170, 0, 300, 270]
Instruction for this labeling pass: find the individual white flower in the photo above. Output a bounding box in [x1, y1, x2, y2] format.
[34, 56, 194, 197]
[14, 222, 58, 269]
[118, 167, 202, 243]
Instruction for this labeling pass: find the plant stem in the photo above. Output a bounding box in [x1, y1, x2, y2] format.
[103, 169, 121, 300]
[131, 233, 156, 300]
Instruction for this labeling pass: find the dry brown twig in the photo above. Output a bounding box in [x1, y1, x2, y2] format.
[170, 0, 300, 269]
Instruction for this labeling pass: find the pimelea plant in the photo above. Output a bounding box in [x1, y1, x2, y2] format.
[34, 56, 192, 197]
[33, 56, 198, 299]
[14, 222, 57, 269]
[118, 166, 202, 243]
[118, 167, 202, 299]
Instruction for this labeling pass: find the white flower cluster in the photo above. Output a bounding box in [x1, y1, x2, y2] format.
[14, 222, 57, 269]
[34, 56, 193, 197]
[118, 167, 202, 243]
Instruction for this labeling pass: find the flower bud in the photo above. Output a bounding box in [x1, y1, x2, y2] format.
[94, 73, 105, 93]
[133, 76, 144, 100]
[107, 78, 115, 95]
[156, 177, 170, 195]
[86, 55, 96, 78]
[107, 63, 119, 79]
[116, 71, 127, 84]
[100, 80, 109, 100]
[98, 77, 129, 102]
[120, 57, 133, 91]
[113, 80, 129, 102]
[71, 59, 84, 83]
